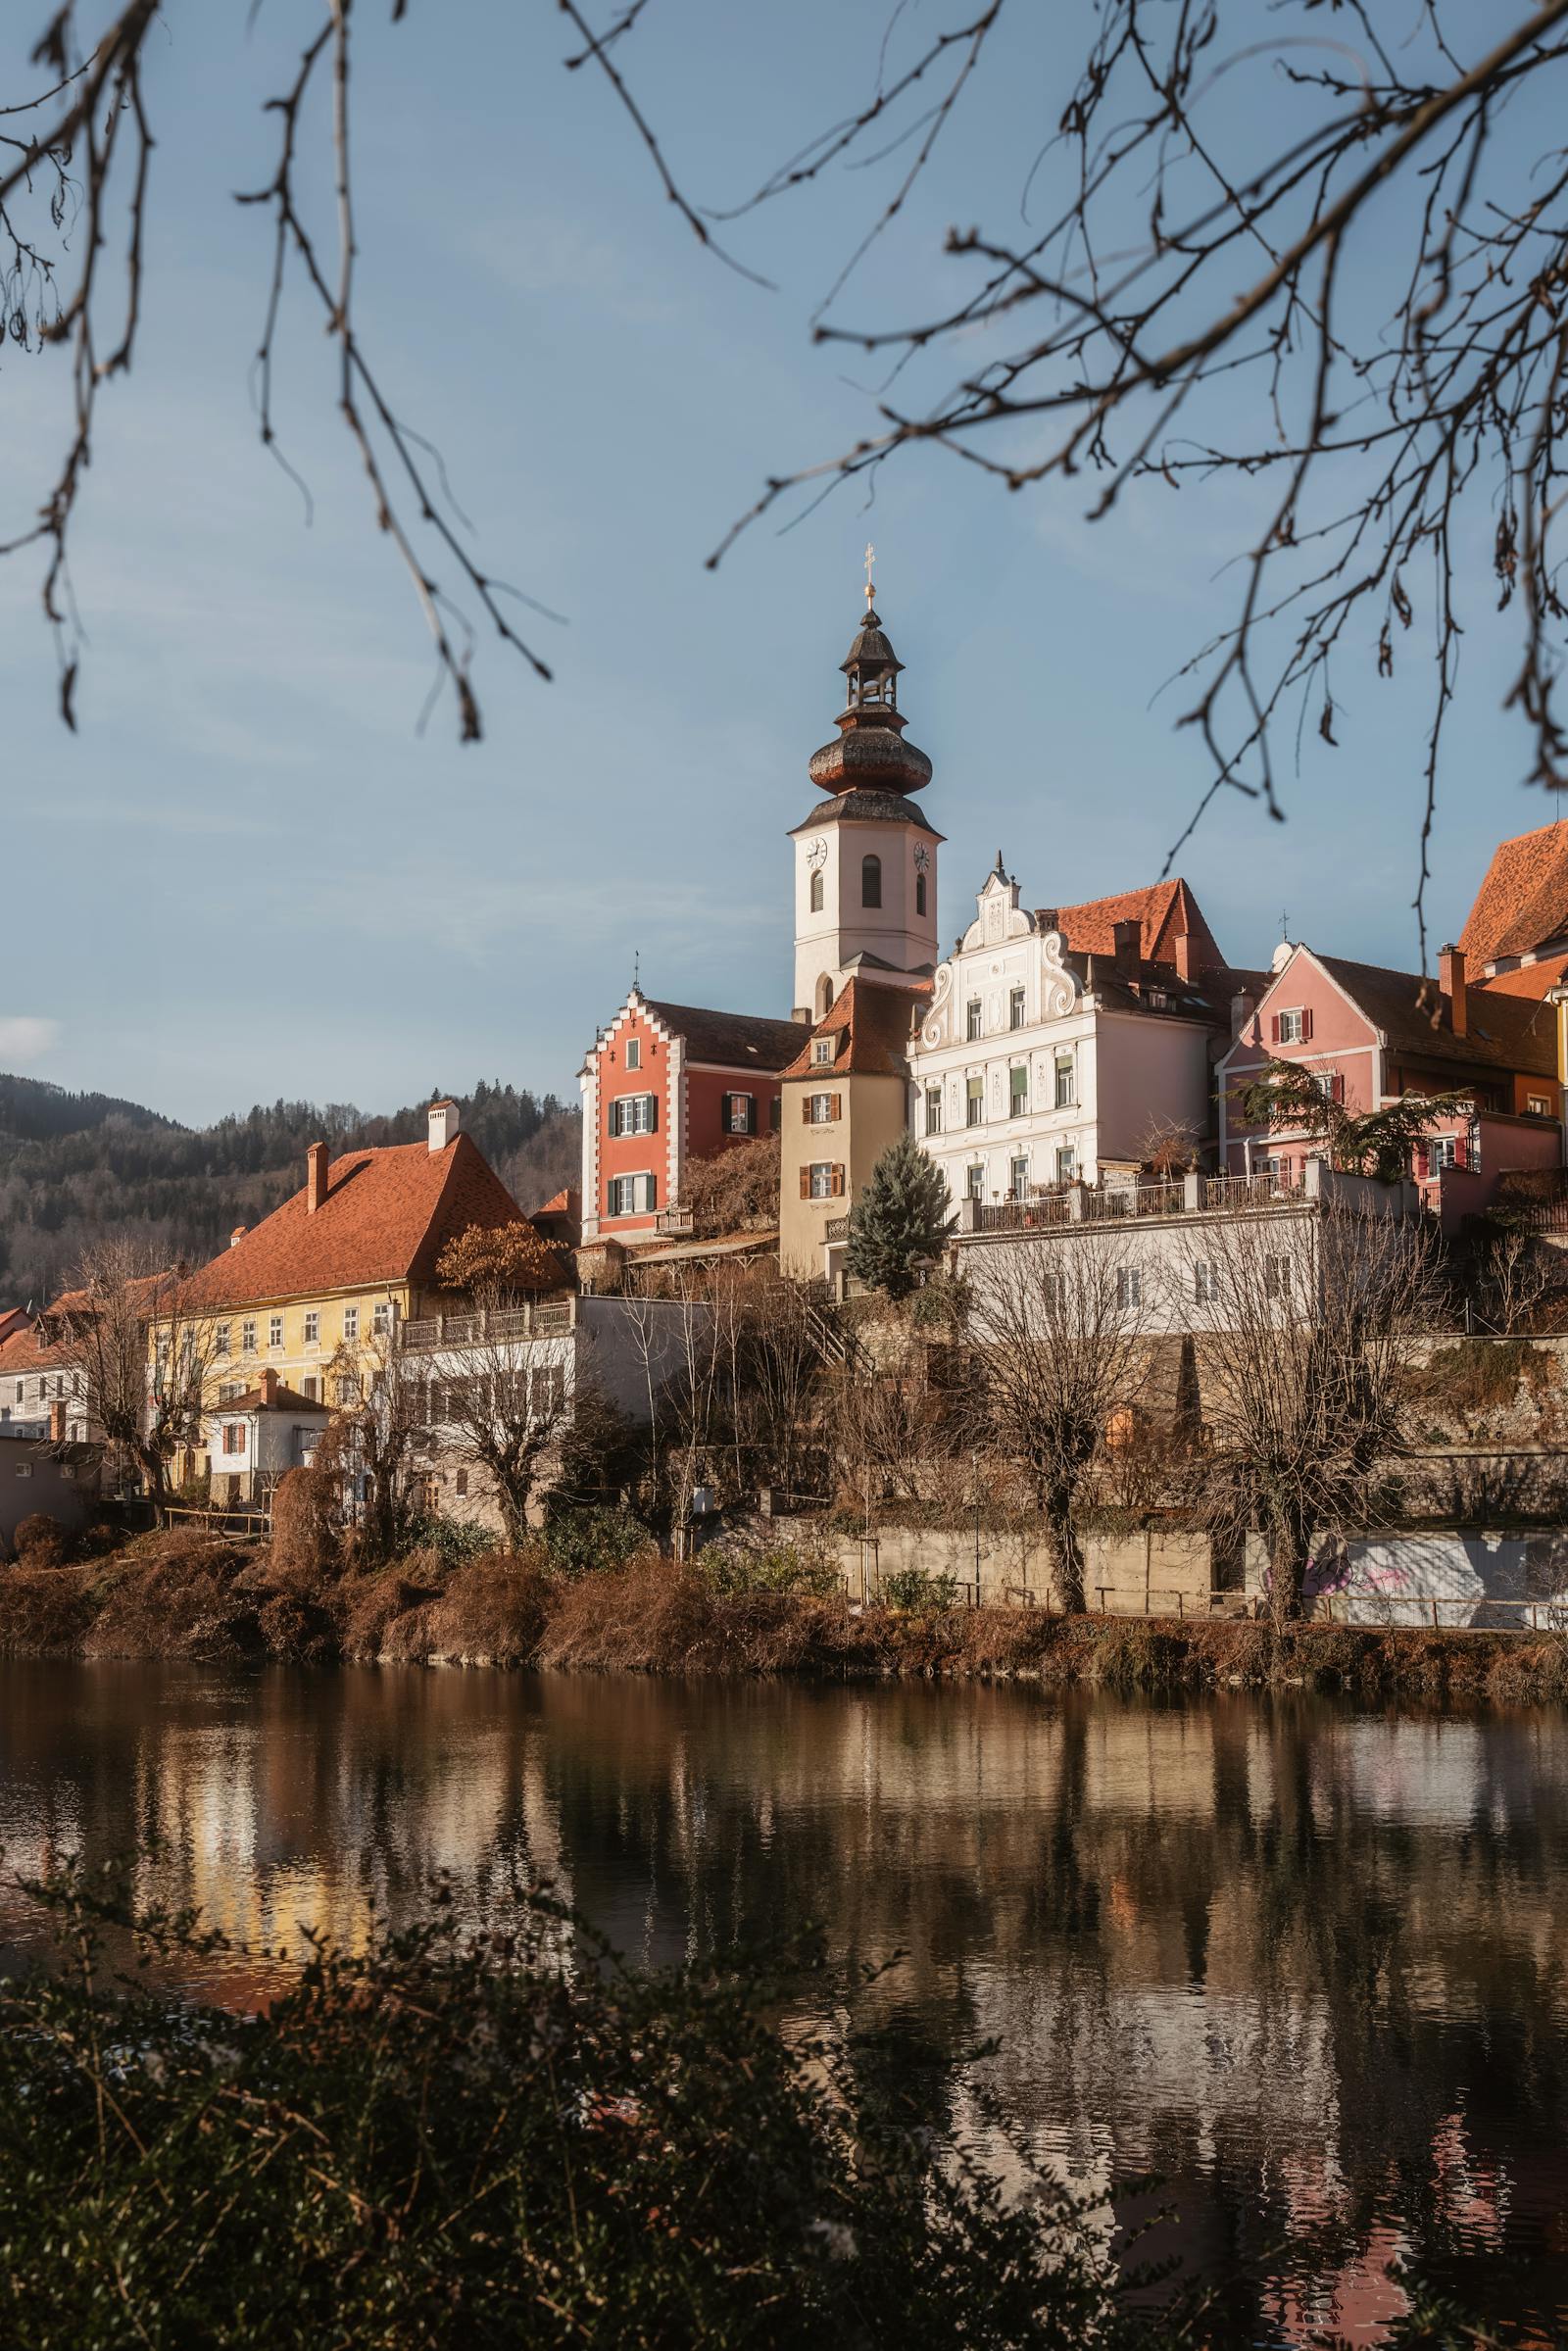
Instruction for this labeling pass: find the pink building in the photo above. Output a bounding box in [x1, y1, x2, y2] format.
[1217, 943, 1563, 1230]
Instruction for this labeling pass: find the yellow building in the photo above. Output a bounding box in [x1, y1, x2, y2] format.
[173, 1101, 561, 1493]
[778, 979, 926, 1285]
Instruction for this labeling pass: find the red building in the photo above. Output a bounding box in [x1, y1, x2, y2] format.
[578, 988, 803, 1247]
[1218, 942, 1562, 1229]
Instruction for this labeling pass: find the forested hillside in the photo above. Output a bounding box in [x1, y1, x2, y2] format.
[0, 1075, 580, 1306]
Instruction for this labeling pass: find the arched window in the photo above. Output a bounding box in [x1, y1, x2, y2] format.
[861, 854, 882, 908]
[809, 869, 824, 913]
[816, 972, 835, 1019]
[915, 873, 927, 917]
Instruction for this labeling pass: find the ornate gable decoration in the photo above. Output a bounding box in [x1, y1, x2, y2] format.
[960, 863, 1035, 955]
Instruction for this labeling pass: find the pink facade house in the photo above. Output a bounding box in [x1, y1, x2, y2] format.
[1217, 943, 1563, 1231]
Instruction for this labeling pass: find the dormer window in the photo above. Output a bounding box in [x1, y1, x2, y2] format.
[813, 1039, 834, 1066]
[861, 855, 882, 908]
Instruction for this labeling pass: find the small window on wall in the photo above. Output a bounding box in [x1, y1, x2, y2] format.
[1272, 1007, 1310, 1045]
[806, 1162, 839, 1200]
[221, 1424, 246, 1457]
[809, 871, 824, 913]
[304, 1311, 319, 1346]
[1193, 1261, 1214, 1305]
[966, 1076, 984, 1129]
[1054, 1056, 1075, 1108]
[924, 1086, 941, 1137]
[861, 855, 882, 908]
[725, 1093, 757, 1136]
[625, 1037, 641, 1071]
[965, 1164, 985, 1200]
[343, 1307, 360, 1342]
[915, 873, 927, 917]
[966, 999, 983, 1042]
[241, 1319, 257, 1354]
[1009, 987, 1025, 1031]
[1009, 1065, 1028, 1114]
[813, 1038, 834, 1066]
[215, 1324, 230, 1359]
[1529, 1093, 1551, 1117]
[1009, 1156, 1029, 1200]
[269, 1314, 283, 1350]
[768, 1097, 781, 1134]
[373, 1302, 392, 1338]
[608, 1172, 658, 1216]
[1055, 1144, 1076, 1183]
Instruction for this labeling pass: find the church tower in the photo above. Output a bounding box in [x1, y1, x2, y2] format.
[790, 579, 942, 1020]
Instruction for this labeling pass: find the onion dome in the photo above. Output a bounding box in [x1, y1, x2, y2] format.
[808, 603, 933, 796]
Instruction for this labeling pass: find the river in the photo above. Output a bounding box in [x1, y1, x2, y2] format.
[0, 1661, 1564, 2343]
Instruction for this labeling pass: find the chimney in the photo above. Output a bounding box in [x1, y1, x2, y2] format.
[260, 1367, 278, 1406]
[307, 1141, 328, 1213]
[1440, 943, 1467, 1037]
[427, 1098, 460, 1152]
[1173, 929, 1193, 984]
[229, 1225, 247, 1249]
[48, 1399, 67, 1444]
[1037, 906, 1059, 933]
[1112, 917, 1141, 980]
[1230, 988, 1255, 1040]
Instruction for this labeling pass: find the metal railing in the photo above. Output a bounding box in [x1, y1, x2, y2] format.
[823, 1214, 850, 1243]
[1201, 1170, 1304, 1210]
[400, 1298, 575, 1350]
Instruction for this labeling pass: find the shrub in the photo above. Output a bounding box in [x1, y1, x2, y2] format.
[541, 1504, 651, 1580]
[0, 1859, 1151, 2349]
[269, 1464, 341, 1582]
[881, 1566, 960, 1614]
[394, 1512, 493, 1572]
[700, 1536, 844, 1600]
[11, 1512, 70, 1567]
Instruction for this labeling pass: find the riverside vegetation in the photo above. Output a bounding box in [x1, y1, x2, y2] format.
[3, 1510, 1568, 1707]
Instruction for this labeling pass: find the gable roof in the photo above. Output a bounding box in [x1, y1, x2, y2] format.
[1472, 949, 1568, 1003]
[215, 1382, 330, 1417]
[1047, 877, 1227, 974]
[182, 1132, 553, 1311]
[639, 998, 805, 1071]
[1308, 951, 1558, 1078]
[1459, 823, 1568, 965]
[780, 977, 926, 1082]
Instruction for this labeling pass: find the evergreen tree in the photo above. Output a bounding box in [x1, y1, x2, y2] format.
[846, 1132, 954, 1302]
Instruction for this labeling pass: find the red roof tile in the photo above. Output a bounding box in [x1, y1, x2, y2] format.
[182, 1133, 553, 1311]
[216, 1382, 329, 1416]
[1459, 823, 1568, 965]
[1472, 950, 1568, 1003]
[1313, 952, 1559, 1078]
[779, 977, 925, 1082]
[1047, 877, 1227, 973]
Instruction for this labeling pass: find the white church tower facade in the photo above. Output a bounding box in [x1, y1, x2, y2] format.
[789, 588, 943, 1020]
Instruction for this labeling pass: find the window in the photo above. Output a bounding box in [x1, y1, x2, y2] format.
[219, 1381, 243, 1403]
[810, 870, 824, 913]
[924, 1086, 942, 1137]
[300, 1376, 319, 1402]
[1116, 1268, 1142, 1311]
[1529, 1093, 1552, 1117]
[1009, 986, 1025, 1031]
[334, 1374, 361, 1405]
[813, 1039, 834, 1066]
[531, 1362, 566, 1417]
[725, 1093, 757, 1136]
[1009, 1155, 1029, 1200]
[1009, 1065, 1028, 1115]
[1054, 1055, 1075, 1109]
[1274, 1007, 1307, 1045]
[624, 1037, 641, 1071]
[808, 1092, 837, 1124]
[915, 873, 927, 917]
[808, 1162, 836, 1200]
[966, 998, 983, 1042]
[769, 1096, 781, 1134]
[372, 1301, 392, 1338]
[303, 1310, 319, 1346]
[241, 1318, 257, 1354]
[1055, 1144, 1076, 1184]
[965, 1164, 985, 1200]
[861, 854, 882, 908]
[1193, 1260, 1214, 1306]
[215, 1324, 230, 1359]
[1265, 1154, 1289, 1188]
[269, 1314, 283, 1350]
[455, 1468, 468, 1498]
[966, 1076, 984, 1129]
[608, 1172, 658, 1216]
[610, 1093, 658, 1138]
[221, 1424, 246, 1456]
[1429, 1135, 1458, 1173]
[1264, 1256, 1291, 1299]
[343, 1306, 360, 1342]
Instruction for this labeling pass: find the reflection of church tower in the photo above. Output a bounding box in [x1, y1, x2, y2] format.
[790, 587, 943, 1021]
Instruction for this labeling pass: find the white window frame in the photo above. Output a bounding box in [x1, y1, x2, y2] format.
[241, 1318, 257, 1355]
[1116, 1267, 1143, 1311]
[269, 1313, 284, 1351]
[966, 999, 983, 1042]
[624, 1037, 641, 1071]
[608, 1171, 657, 1217]
[965, 1163, 985, 1200]
[1054, 1055, 1075, 1109]
[343, 1306, 360, 1342]
[812, 1039, 834, 1066]
[1193, 1260, 1214, 1305]
[808, 1161, 835, 1201]
[1277, 1008, 1304, 1044]
[1009, 1155, 1029, 1200]
[924, 1086, 941, 1137]
[303, 1310, 319, 1347]
[808, 1093, 835, 1125]
[215, 1324, 230, 1360]
[1055, 1144, 1076, 1184]
[1528, 1093, 1551, 1117]
[1008, 986, 1026, 1032]
[372, 1301, 392, 1338]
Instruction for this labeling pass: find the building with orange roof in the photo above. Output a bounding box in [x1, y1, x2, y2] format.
[778, 977, 929, 1282]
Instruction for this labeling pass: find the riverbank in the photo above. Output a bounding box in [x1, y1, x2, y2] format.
[2, 1529, 1567, 1704]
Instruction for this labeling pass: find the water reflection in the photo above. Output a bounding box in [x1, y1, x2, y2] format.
[1, 1663, 1564, 2342]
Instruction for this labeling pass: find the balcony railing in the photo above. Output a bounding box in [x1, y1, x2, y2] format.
[655, 1205, 694, 1236]
[823, 1214, 850, 1243]
[1201, 1170, 1304, 1210]
[966, 1169, 1310, 1238]
[400, 1298, 575, 1351]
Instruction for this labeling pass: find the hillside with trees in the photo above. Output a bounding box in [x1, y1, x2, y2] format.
[0, 1074, 580, 1307]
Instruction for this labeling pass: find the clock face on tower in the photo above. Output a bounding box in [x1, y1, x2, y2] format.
[806, 837, 828, 870]
[913, 845, 930, 873]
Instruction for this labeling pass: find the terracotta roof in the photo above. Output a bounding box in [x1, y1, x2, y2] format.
[0, 1319, 74, 1377]
[780, 977, 925, 1082]
[1047, 878, 1227, 974]
[536, 1188, 576, 1218]
[182, 1133, 544, 1311]
[1458, 824, 1568, 965]
[640, 999, 804, 1071]
[1472, 950, 1568, 1003]
[216, 1383, 329, 1416]
[1313, 952, 1558, 1078]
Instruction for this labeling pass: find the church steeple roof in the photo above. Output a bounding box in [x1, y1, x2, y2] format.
[808, 598, 933, 799]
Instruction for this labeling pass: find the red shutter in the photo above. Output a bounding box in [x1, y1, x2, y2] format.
[799, 1166, 810, 1200]
[1270, 1014, 1282, 1045]
[1452, 1132, 1468, 1170]
[830, 1093, 842, 1120]
[1300, 1007, 1314, 1043]
[831, 1165, 846, 1198]
[802, 1094, 812, 1123]
[1413, 1144, 1429, 1181]
[1330, 1072, 1345, 1104]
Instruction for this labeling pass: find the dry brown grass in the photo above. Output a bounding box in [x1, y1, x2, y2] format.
[82, 1534, 258, 1661]
[0, 1564, 100, 1655]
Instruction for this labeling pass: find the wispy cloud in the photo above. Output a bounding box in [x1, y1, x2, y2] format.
[0, 1015, 61, 1064]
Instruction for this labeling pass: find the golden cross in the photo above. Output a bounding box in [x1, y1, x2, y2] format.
[863, 541, 875, 607]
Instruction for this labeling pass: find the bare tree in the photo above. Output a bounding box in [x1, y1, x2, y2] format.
[1474, 1223, 1557, 1336]
[323, 1329, 426, 1562]
[415, 1320, 585, 1549]
[55, 1240, 219, 1520]
[1187, 1200, 1436, 1627]
[962, 1225, 1152, 1611]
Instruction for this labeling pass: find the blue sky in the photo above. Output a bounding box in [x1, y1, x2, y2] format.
[0, 2, 1554, 1125]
